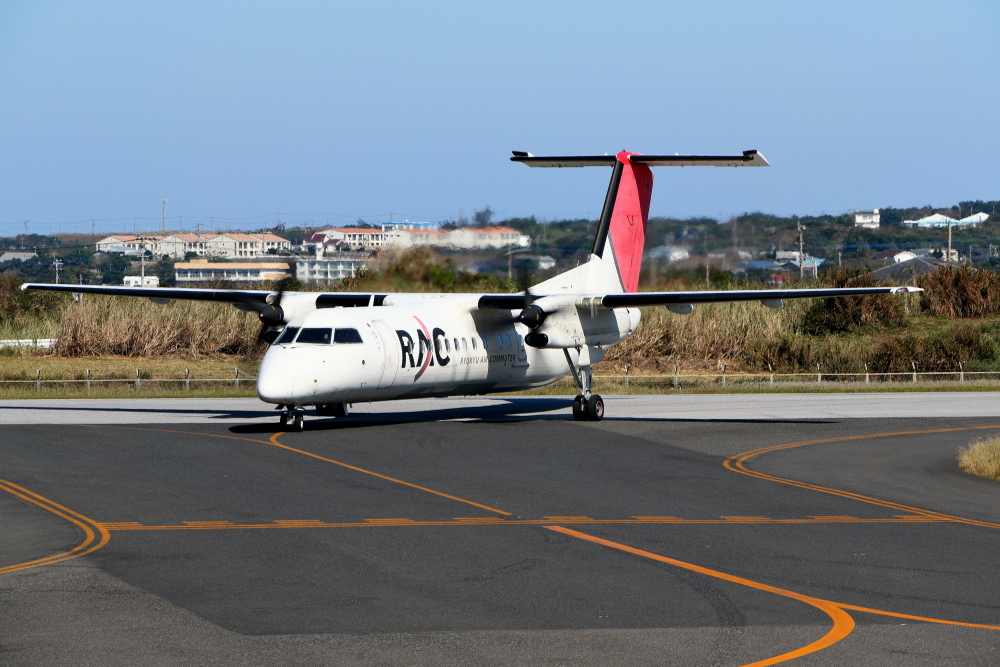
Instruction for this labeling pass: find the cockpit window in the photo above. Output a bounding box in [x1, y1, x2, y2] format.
[296, 328, 332, 344]
[273, 327, 300, 345]
[333, 328, 364, 344]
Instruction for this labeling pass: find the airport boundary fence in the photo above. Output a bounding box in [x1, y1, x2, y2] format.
[4, 369, 1000, 395]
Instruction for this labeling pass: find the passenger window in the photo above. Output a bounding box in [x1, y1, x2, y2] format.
[445, 338, 451, 352]
[274, 326, 299, 345]
[297, 328, 332, 344]
[505, 334, 511, 348]
[471, 337, 476, 350]
[496, 335, 503, 348]
[334, 328, 364, 344]
[482, 336, 488, 349]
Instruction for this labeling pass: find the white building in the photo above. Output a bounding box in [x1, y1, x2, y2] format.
[174, 258, 292, 282]
[903, 212, 989, 228]
[854, 209, 880, 229]
[123, 275, 160, 287]
[386, 226, 530, 250]
[296, 258, 368, 283]
[100, 233, 291, 259]
[95, 235, 163, 255]
[0, 251, 37, 263]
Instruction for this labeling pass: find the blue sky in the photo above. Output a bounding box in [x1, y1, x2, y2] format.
[1, 2, 997, 235]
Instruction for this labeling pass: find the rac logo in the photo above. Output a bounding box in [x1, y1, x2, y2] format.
[396, 318, 448, 380]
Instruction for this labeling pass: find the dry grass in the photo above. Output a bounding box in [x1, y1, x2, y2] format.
[958, 437, 1000, 481]
[53, 295, 261, 358]
[603, 300, 811, 371]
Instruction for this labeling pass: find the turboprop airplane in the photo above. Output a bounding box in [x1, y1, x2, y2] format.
[23, 150, 920, 430]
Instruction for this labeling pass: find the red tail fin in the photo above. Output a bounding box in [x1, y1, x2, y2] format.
[605, 151, 653, 292]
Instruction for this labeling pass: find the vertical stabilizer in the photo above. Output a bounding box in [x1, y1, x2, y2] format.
[592, 151, 653, 293]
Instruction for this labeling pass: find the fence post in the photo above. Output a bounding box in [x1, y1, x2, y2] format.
[185, 368, 190, 391]
[86, 369, 91, 390]
[235, 367, 239, 389]
[673, 364, 678, 389]
[721, 363, 727, 387]
[624, 363, 630, 387]
[911, 361, 917, 383]
[36, 369, 40, 392]
[135, 368, 140, 391]
[816, 364, 821, 383]
[959, 361, 964, 383]
[865, 363, 869, 384]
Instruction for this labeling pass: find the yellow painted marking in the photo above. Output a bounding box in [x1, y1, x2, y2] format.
[95, 514, 961, 531]
[723, 425, 1000, 530]
[548, 526, 1000, 667]
[266, 433, 513, 516]
[546, 526, 855, 666]
[0, 479, 111, 575]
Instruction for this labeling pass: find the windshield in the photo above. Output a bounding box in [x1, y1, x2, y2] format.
[273, 327, 299, 345]
[334, 328, 363, 344]
[296, 328, 333, 344]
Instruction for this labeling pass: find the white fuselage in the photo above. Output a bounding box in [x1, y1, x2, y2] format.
[255, 295, 639, 405]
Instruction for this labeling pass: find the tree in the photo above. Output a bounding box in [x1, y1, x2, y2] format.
[473, 207, 494, 226]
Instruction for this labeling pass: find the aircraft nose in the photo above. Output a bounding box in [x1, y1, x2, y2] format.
[256, 349, 299, 403]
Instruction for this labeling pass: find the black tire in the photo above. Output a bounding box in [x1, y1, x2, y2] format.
[293, 411, 304, 432]
[332, 403, 349, 418]
[279, 413, 288, 426]
[572, 395, 588, 421]
[585, 395, 604, 421]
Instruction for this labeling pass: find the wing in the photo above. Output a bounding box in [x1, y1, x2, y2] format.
[477, 286, 921, 311]
[19, 283, 384, 308]
[598, 286, 921, 308]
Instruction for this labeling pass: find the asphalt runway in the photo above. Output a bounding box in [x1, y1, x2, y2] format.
[2, 396, 1000, 665]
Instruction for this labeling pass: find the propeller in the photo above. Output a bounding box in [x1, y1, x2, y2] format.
[233, 279, 289, 344]
[514, 256, 547, 330]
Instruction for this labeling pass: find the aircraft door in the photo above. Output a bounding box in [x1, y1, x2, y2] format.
[372, 320, 399, 388]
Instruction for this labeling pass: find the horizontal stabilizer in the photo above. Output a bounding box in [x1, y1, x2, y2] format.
[512, 150, 768, 168]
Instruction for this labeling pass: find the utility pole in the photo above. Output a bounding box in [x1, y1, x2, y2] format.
[162, 199, 168, 232]
[797, 221, 805, 279]
[947, 218, 953, 263]
[140, 253, 146, 284]
[52, 258, 63, 284]
[838, 249, 842, 271]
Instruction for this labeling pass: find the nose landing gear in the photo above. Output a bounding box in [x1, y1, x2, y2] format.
[278, 405, 306, 431]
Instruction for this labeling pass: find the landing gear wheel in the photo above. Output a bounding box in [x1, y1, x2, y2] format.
[279, 413, 288, 426]
[585, 395, 604, 421]
[332, 403, 349, 418]
[572, 395, 588, 421]
[293, 410, 304, 432]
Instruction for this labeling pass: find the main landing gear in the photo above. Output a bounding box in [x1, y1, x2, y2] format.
[564, 349, 604, 421]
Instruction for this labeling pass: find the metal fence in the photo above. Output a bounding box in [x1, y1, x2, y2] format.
[0, 368, 255, 391]
[3, 368, 1000, 393]
[591, 370, 1000, 388]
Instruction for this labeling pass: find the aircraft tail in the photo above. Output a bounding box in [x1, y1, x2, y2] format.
[511, 149, 767, 295]
[591, 151, 653, 293]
